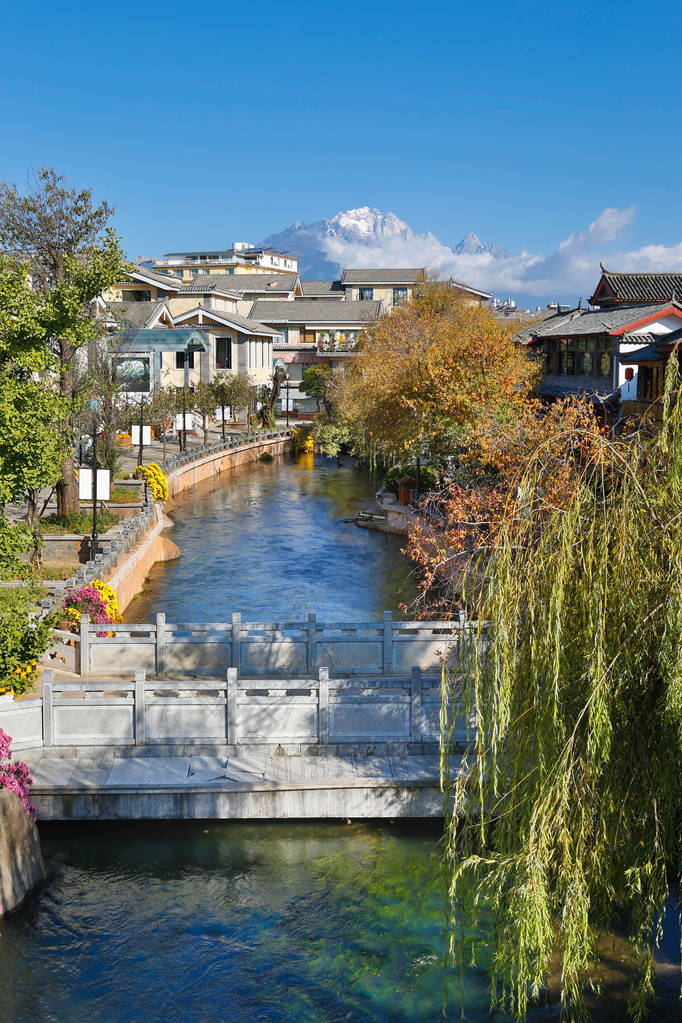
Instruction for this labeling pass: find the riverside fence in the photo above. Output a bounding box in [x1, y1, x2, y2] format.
[69, 612, 464, 678]
[5, 667, 473, 752]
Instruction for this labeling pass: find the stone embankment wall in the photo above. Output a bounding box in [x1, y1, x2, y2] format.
[165, 434, 292, 500]
[0, 791, 46, 915]
[106, 506, 180, 613]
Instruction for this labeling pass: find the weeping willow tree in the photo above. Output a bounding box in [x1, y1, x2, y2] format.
[445, 360, 682, 1020]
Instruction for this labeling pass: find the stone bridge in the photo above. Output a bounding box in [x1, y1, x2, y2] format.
[3, 655, 471, 821]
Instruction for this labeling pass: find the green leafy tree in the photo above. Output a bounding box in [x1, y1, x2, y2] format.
[190, 380, 217, 445]
[211, 372, 254, 439]
[0, 375, 69, 526]
[300, 364, 332, 413]
[0, 168, 125, 515]
[0, 520, 32, 581]
[148, 385, 181, 461]
[445, 362, 682, 1019]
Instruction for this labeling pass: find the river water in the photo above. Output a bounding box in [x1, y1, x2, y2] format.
[126, 453, 416, 623]
[7, 454, 681, 1021]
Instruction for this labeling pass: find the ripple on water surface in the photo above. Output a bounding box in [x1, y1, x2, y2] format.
[126, 454, 416, 624]
[2, 820, 491, 1023]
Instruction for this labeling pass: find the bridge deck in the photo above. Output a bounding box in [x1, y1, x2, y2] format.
[25, 752, 447, 820]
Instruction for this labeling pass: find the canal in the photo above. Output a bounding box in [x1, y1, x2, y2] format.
[8, 452, 680, 1021]
[126, 452, 416, 623]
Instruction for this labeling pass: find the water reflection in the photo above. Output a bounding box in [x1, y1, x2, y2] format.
[127, 454, 416, 623]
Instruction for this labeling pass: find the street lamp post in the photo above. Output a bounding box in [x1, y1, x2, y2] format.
[285, 375, 290, 429]
[89, 399, 99, 559]
[182, 350, 189, 452]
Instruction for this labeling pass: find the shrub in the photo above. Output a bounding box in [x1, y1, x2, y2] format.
[61, 579, 120, 636]
[0, 729, 36, 820]
[292, 426, 314, 453]
[0, 595, 56, 696]
[384, 463, 438, 496]
[41, 510, 120, 534]
[136, 463, 168, 503]
[259, 452, 274, 463]
[115, 433, 132, 447]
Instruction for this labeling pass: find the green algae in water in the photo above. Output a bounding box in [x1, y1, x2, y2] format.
[1, 820, 499, 1023]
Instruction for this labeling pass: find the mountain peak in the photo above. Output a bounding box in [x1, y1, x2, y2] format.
[454, 231, 510, 259]
[327, 207, 414, 241]
[260, 207, 508, 283]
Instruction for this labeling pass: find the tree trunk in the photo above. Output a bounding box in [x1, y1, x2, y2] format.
[56, 454, 79, 517]
[56, 341, 79, 517]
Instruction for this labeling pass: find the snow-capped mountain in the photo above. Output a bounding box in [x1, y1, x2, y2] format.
[454, 232, 510, 260]
[262, 205, 507, 282]
[263, 203, 680, 308]
[261, 207, 419, 279]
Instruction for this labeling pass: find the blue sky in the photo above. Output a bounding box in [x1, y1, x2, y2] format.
[1, 0, 681, 302]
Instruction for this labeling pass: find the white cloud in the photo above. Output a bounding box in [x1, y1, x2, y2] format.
[317, 206, 682, 304]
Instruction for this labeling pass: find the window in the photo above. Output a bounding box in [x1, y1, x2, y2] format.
[582, 352, 593, 375]
[393, 287, 408, 306]
[561, 352, 575, 375]
[599, 352, 611, 378]
[131, 289, 151, 302]
[175, 350, 195, 369]
[215, 337, 232, 370]
[358, 287, 374, 301]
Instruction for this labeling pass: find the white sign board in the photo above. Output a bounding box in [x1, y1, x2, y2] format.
[131, 425, 152, 445]
[78, 469, 111, 502]
[214, 406, 232, 422]
[175, 413, 195, 431]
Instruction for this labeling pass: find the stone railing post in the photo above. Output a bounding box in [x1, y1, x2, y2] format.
[410, 666, 422, 743]
[383, 611, 393, 674]
[231, 612, 241, 673]
[42, 669, 54, 747]
[80, 614, 90, 676]
[307, 613, 317, 674]
[155, 613, 166, 676]
[226, 667, 238, 744]
[318, 667, 329, 744]
[135, 669, 146, 745]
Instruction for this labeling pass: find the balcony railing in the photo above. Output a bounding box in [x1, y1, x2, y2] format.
[318, 334, 359, 353]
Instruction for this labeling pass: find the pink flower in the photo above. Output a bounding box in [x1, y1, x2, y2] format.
[0, 728, 36, 820]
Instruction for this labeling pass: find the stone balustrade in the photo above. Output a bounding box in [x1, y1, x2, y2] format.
[4, 668, 473, 753]
[78, 612, 464, 678]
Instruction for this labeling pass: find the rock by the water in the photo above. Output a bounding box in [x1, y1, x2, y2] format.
[0, 789, 47, 915]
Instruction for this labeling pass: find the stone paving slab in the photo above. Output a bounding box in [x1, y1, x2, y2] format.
[106, 757, 191, 787]
[67, 764, 115, 789]
[30, 759, 78, 787]
[27, 753, 440, 793]
[188, 756, 227, 782]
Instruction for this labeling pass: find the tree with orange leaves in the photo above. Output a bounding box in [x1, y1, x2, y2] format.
[334, 279, 539, 464]
[404, 397, 604, 617]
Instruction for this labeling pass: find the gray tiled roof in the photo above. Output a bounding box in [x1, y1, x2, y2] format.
[517, 303, 682, 342]
[591, 268, 682, 306]
[128, 265, 181, 289]
[341, 268, 424, 284]
[104, 300, 169, 328]
[619, 326, 682, 363]
[184, 272, 299, 295]
[540, 378, 620, 404]
[174, 306, 281, 336]
[250, 299, 381, 324]
[300, 280, 344, 296]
